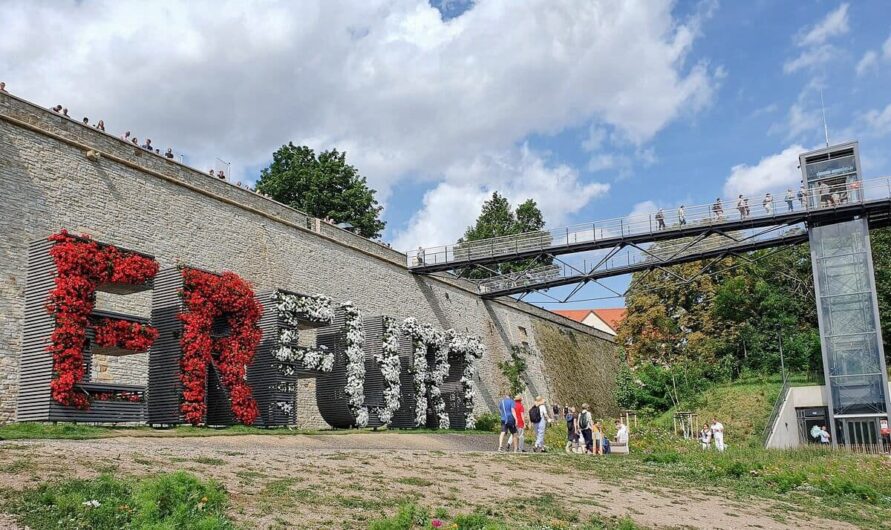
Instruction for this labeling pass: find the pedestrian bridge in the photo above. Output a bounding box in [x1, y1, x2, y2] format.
[407, 176, 891, 299]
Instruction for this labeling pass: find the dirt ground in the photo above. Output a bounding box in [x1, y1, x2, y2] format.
[0, 433, 858, 529]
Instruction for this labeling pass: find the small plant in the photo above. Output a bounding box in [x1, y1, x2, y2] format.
[498, 345, 529, 396]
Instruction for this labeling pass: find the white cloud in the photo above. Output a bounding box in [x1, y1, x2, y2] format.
[391, 146, 610, 250]
[784, 4, 849, 75]
[797, 3, 849, 46]
[862, 104, 891, 137]
[0, 0, 718, 246]
[856, 50, 879, 76]
[784, 44, 836, 74]
[723, 145, 806, 197]
[884, 34, 891, 59]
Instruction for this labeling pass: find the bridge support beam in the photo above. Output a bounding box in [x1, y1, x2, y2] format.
[810, 218, 891, 448]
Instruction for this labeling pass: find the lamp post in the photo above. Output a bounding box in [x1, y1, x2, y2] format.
[775, 324, 787, 385]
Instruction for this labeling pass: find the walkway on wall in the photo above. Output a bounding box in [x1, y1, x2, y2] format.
[408, 176, 891, 300]
[409, 176, 891, 272]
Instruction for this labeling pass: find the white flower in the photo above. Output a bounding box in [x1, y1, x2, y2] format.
[273, 290, 335, 373]
[402, 318, 450, 428]
[446, 330, 486, 429]
[373, 316, 402, 425]
[341, 301, 368, 428]
[82, 500, 101, 508]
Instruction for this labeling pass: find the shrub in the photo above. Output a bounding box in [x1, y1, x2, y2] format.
[474, 412, 500, 433]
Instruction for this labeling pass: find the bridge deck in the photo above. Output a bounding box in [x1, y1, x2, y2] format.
[408, 176, 891, 274]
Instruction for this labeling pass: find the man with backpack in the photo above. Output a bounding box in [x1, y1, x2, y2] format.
[578, 403, 594, 454]
[530, 396, 552, 452]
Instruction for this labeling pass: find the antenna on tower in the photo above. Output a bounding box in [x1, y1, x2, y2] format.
[820, 89, 830, 148]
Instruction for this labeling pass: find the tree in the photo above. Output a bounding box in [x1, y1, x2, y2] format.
[256, 143, 385, 239]
[459, 193, 551, 278]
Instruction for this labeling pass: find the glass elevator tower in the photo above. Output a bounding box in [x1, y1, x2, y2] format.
[802, 142, 891, 448]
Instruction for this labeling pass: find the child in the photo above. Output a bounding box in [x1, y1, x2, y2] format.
[699, 423, 711, 450]
[565, 407, 578, 453]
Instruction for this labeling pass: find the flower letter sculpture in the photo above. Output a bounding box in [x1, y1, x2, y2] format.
[272, 291, 335, 373]
[445, 330, 486, 429]
[179, 268, 262, 426]
[401, 318, 449, 429]
[373, 316, 402, 425]
[341, 301, 369, 428]
[46, 230, 159, 409]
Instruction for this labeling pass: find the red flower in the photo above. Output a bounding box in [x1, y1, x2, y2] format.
[178, 268, 262, 425]
[45, 231, 159, 409]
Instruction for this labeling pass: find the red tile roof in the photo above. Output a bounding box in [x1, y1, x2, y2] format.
[551, 309, 594, 323]
[552, 308, 627, 333]
[592, 308, 627, 332]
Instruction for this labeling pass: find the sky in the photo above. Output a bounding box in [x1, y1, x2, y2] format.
[2, 0, 890, 309]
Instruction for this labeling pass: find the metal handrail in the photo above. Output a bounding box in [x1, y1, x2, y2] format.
[762, 380, 791, 447]
[408, 176, 890, 268]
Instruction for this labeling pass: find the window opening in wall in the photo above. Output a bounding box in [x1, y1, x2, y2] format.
[518, 326, 528, 338]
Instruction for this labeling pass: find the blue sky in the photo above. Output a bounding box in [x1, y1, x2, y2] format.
[2, 1, 890, 310]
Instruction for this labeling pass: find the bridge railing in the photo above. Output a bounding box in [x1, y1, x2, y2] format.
[407, 176, 891, 269]
[476, 223, 807, 295]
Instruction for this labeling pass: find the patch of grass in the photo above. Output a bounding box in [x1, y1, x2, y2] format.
[192, 456, 226, 466]
[0, 458, 36, 473]
[3, 471, 232, 529]
[396, 476, 434, 487]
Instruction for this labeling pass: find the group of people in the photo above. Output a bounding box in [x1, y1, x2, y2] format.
[698, 418, 726, 451]
[497, 395, 628, 455]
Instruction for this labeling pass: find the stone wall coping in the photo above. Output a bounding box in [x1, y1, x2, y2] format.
[0, 91, 613, 342]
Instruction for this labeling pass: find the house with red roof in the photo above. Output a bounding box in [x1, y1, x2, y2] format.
[552, 308, 627, 336]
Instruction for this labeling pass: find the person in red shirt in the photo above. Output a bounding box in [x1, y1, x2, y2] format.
[511, 395, 526, 452]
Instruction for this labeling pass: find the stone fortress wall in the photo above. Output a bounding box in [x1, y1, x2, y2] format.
[0, 92, 619, 427]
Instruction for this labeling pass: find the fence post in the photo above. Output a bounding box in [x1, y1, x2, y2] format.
[566, 227, 569, 246]
[649, 215, 652, 233]
[592, 223, 596, 242]
[620, 218, 624, 236]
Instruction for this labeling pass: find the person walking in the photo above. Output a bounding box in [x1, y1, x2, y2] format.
[763, 193, 773, 215]
[497, 394, 518, 452]
[785, 188, 794, 211]
[565, 407, 579, 453]
[678, 205, 686, 226]
[510, 395, 526, 452]
[578, 403, 594, 454]
[711, 418, 725, 452]
[655, 208, 666, 230]
[699, 423, 712, 450]
[712, 198, 724, 220]
[530, 396, 551, 452]
[552, 402, 561, 418]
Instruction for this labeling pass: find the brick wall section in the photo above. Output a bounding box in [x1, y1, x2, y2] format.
[0, 92, 617, 426]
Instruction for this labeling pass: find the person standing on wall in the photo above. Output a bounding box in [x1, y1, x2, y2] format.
[578, 403, 594, 454]
[497, 394, 518, 452]
[678, 205, 686, 226]
[785, 188, 795, 211]
[711, 418, 725, 452]
[531, 396, 552, 453]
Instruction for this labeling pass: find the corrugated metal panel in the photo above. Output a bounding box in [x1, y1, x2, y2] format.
[147, 268, 187, 425]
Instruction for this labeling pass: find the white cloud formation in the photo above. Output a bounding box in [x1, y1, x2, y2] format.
[855, 33, 891, 76]
[784, 45, 836, 74]
[723, 145, 806, 197]
[862, 104, 891, 137]
[1, 0, 718, 246]
[856, 50, 879, 76]
[784, 3, 848, 74]
[392, 145, 610, 249]
[797, 3, 849, 47]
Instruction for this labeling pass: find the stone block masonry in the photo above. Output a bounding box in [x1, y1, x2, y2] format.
[0, 92, 618, 426]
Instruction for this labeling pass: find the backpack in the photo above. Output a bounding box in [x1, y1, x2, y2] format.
[529, 405, 541, 424]
[578, 411, 590, 430]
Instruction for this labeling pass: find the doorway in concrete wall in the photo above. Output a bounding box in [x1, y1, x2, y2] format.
[796, 407, 828, 445]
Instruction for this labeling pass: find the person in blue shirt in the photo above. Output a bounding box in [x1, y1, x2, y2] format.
[497, 394, 518, 452]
